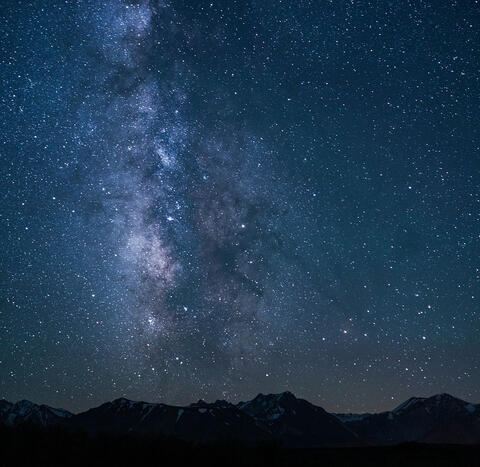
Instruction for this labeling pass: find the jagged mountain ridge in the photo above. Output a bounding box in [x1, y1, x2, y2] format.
[0, 399, 72, 427]
[67, 397, 271, 444]
[335, 393, 480, 444]
[2, 392, 479, 446]
[239, 391, 358, 447]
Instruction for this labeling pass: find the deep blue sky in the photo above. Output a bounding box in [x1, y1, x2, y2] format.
[1, 0, 479, 413]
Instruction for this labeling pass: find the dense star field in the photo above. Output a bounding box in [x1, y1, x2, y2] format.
[0, 0, 479, 414]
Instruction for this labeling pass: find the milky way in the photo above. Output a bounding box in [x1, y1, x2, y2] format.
[1, 0, 479, 413]
[70, 0, 297, 399]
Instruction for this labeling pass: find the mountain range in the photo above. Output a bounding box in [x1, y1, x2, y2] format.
[1, 392, 479, 446]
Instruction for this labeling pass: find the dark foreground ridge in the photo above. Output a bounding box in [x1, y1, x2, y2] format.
[1, 392, 480, 466]
[3, 426, 480, 467]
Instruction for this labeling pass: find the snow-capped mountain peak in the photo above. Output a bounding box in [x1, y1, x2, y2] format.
[0, 399, 72, 427]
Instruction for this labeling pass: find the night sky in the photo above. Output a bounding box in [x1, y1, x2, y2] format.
[1, 0, 479, 414]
